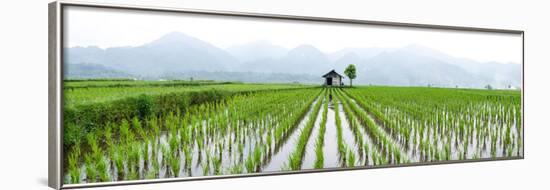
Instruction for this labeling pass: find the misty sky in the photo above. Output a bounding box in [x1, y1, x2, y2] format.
[64, 6, 522, 64]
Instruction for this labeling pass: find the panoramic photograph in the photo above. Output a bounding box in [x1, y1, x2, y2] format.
[62, 6, 523, 184]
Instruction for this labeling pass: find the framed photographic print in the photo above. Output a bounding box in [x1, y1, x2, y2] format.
[48, 1, 524, 189]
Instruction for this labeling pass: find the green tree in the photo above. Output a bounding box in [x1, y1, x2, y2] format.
[344, 64, 357, 87]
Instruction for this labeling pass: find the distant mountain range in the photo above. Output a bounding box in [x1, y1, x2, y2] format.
[65, 31, 521, 89]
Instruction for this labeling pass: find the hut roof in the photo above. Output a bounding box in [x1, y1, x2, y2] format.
[322, 70, 344, 78]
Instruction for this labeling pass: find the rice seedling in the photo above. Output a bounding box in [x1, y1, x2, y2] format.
[212, 155, 223, 175]
[169, 134, 179, 155]
[84, 154, 97, 183]
[113, 148, 125, 178]
[145, 168, 158, 179]
[63, 79, 520, 182]
[347, 148, 356, 167]
[126, 143, 141, 180]
[202, 151, 211, 176]
[286, 92, 323, 170]
[314, 93, 329, 169]
[229, 163, 244, 174]
[363, 143, 370, 165]
[86, 132, 100, 156]
[169, 151, 181, 177]
[104, 123, 113, 150]
[96, 157, 110, 182]
[142, 140, 150, 167]
[67, 142, 81, 184]
[336, 89, 407, 164]
[252, 144, 262, 171]
[334, 96, 346, 160]
[182, 146, 192, 170]
[132, 116, 147, 139]
[161, 144, 170, 167]
[126, 166, 139, 181]
[119, 119, 131, 145]
[244, 153, 255, 173]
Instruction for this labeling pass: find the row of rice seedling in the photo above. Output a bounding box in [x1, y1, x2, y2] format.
[63, 82, 315, 151]
[338, 95, 366, 162]
[222, 88, 322, 173]
[285, 89, 325, 170]
[64, 87, 323, 183]
[247, 89, 323, 172]
[176, 90, 303, 175]
[343, 90, 411, 150]
[333, 89, 386, 166]
[332, 91, 360, 167]
[336, 89, 409, 164]
[314, 90, 329, 169]
[345, 86, 521, 162]
[63, 83, 521, 184]
[66, 141, 81, 183]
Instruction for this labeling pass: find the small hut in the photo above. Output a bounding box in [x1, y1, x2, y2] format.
[322, 70, 344, 87]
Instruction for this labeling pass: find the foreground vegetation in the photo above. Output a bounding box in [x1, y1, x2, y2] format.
[63, 80, 522, 184]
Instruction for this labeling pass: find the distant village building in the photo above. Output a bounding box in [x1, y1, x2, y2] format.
[322, 70, 344, 87]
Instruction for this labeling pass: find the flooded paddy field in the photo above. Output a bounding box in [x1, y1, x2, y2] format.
[63, 81, 522, 184]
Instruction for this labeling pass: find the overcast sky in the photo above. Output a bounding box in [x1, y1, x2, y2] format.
[64, 6, 522, 64]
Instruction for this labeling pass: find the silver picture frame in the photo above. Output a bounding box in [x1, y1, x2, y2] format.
[48, 1, 524, 189]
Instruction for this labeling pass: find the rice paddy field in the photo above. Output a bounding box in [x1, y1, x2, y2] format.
[62, 80, 522, 184]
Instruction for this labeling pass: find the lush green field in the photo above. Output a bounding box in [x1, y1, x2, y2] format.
[63, 80, 522, 184]
[64, 80, 310, 107]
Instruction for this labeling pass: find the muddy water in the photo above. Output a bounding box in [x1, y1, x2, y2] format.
[262, 98, 320, 171]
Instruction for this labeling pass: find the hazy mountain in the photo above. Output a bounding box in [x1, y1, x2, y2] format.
[64, 63, 132, 79]
[332, 52, 366, 74]
[226, 41, 288, 63]
[280, 44, 331, 74]
[329, 47, 388, 61]
[65, 31, 521, 88]
[65, 46, 106, 64]
[240, 44, 331, 75]
[357, 51, 484, 87]
[394, 45, 521, 87]
[65, 32, 239, 76]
